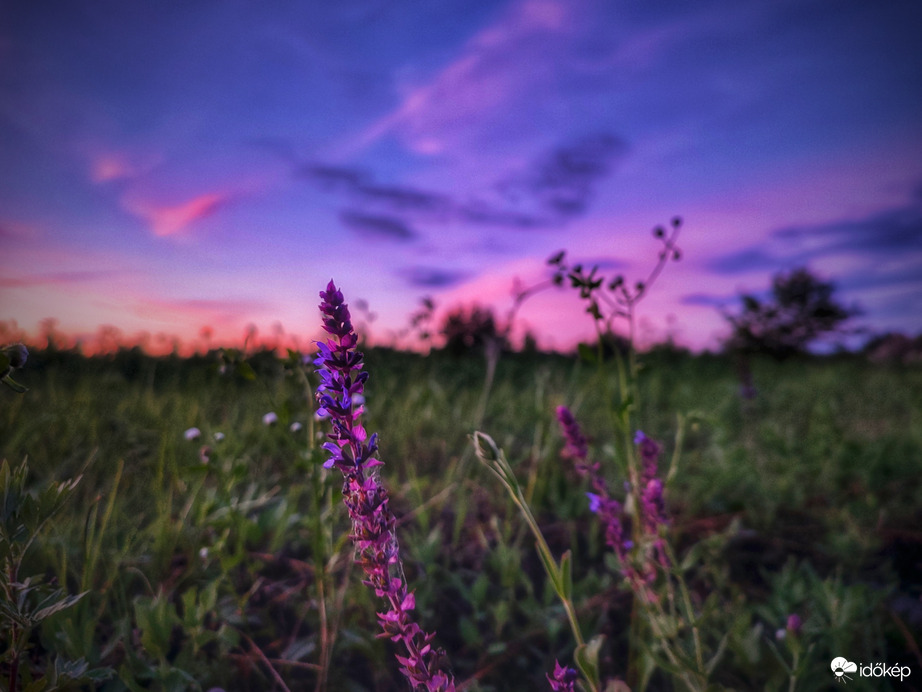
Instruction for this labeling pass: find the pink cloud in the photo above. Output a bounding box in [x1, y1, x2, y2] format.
[90, 153, 144, 183]
[130, 295, 272, 327]
[124, 192, 228, 237]
[0, 219, 42, 242]
[340, 0, 578, 158]
[0, 270, 117, 288]
[74, 136, 165, 183]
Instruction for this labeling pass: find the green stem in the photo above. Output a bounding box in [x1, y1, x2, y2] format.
[7, 562, 19, 692]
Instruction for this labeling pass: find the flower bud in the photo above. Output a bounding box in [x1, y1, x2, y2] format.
[4, 343, 28, 369]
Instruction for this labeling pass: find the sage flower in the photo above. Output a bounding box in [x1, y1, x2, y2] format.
[314, 280, 454, 692]
[634, 429, 662, 485]
[556, 407, 629, 564]
[556, 405, 589, 462]
[557, 411, 675, 597]
[633, 432, 668, 532]
[546, 660, 579, 691]
[634, 431, 670, 580]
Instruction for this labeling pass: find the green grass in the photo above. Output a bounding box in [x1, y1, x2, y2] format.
[2, 345, 920, 691]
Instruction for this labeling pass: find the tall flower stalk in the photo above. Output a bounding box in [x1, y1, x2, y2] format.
[557, 407, 712, 691]
[476, 225, 730, 691]
[314, 280, 454, 692]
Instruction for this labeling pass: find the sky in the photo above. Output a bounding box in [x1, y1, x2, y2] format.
[2, 0, 921, 353]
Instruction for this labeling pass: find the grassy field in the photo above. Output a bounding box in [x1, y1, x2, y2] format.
[2, 343, 921, 691]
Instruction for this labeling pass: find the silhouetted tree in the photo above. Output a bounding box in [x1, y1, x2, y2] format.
[724, 267, 858, 359]
[863, 332, 922, 364]
[439, 305, 502, 357]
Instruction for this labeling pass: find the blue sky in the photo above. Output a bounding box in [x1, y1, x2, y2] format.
[2, 0, 921, 352]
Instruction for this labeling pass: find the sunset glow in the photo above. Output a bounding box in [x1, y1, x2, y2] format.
[2, 1, 920, 353]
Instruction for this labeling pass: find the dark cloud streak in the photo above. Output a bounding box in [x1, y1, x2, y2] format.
[297, 132, 627, 235]
[774, 203, 922, 256]
[705, 247, 784, 274]
[403, 266, 469, 288]
[708, 193, 922, 276]
[299, 164, 370, 193]
[339, 210, 417, 241]
[501, 133, 628, 218]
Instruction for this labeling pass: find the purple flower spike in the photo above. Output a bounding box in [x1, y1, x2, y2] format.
[315, 281, 454, 692]
[641, 478, 667, 533]
[546, 660, 579, 691]
[634, 430, 663, 484]
[786, 613, 803, 636]
[557, 406, 629, 566]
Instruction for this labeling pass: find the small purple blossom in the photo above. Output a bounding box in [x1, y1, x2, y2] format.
[586, 492, 602, 514]
[546, 660, 579, 691]
[315, 280, 454, 692]
[786, 613, 802, 635]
